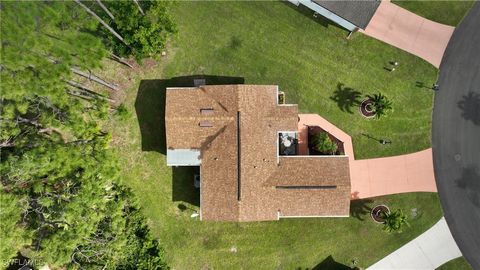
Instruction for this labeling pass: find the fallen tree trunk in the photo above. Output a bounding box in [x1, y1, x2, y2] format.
[70, 67, 120, 91]
[109, 53, 134, 69]
[67, 81, 114, 102]
[132, 0, 145, 15]
[95, 0, 115, 20]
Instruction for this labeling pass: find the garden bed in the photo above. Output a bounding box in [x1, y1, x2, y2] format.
[360, 98, 376, 118]
[307, 126, 344, 155]
[371, 205, 390, 223]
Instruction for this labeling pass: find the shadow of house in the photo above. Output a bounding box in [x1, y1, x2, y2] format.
[135, 75, 244, 206]
[136, 79, 169, 154]
[457, 91, 480, 126]
[172, 166, 200, 206]
[135, 75, 245, 154]
[330, 83, 362, 114]
[282, 1, 336, 29]
[296, 255, 352, 270]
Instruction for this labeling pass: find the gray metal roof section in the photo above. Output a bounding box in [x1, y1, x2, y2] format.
[312, 0, 380, 29]
[167, 149, 201, 166]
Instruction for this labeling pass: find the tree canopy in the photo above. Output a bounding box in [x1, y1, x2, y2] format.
[1, 1, 170, 268]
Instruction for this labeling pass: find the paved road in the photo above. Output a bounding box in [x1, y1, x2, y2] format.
[433, 2, 480, 269]
[368, 217, 461, 270]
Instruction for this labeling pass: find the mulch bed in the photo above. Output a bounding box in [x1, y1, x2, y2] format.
[371, 205, 390, 223]
[360, 98, 376, 118]
[307, 126, 344, 155]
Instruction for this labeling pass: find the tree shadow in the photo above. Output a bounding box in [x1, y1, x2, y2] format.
[457, 91, 480, 126]
[296, 255, 352, 270]
[455, 165, 480, 207]
[172, 166, 200, 207]
[330, 83, 362, 114]
[350, 198, 373, 221]
[135, 75, 245, 154]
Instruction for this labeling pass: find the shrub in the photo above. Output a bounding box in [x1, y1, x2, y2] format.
[312, 132, 338, 154]
[105, 1, 177, 60]
[383, 209, 409, 233]
[367, 93, 393, 119]
[116, 103, 131, 121]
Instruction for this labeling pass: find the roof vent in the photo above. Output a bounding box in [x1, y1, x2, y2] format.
[201, 108, 214, 115]
[199, 121, 213, 127]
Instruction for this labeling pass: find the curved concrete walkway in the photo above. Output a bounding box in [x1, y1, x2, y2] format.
[297, 114, 437, 200]
[362, 1, 454, 68]
[368, 217, 462, 270]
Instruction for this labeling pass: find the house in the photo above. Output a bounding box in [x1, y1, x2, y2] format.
[165, 85, 351, 221]
[288, 0, 380, 32]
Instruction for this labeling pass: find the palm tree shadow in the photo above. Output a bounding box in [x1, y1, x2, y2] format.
[330, 83, 362, 114]
[350, 198, 373, 221]
[455, 165, 480, 207]
[457, 91, 480, 126]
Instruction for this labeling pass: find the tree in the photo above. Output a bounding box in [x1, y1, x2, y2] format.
[383, 209, 409, 233]
[103, 1, 177, 59]
[74, 0, 128, 46]
[367, 93, 393, 119]
[1, 2, 169, 268]
[95, 0, 115, 20]
[0, 192, 31, 262]
[311, 132, 338, 155]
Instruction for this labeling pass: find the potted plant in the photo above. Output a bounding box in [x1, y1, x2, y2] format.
[311, 132, 338, 155]
[383, 209, 409, 233]
[367, 93, 393, 119]
[370, 204, 390, 223]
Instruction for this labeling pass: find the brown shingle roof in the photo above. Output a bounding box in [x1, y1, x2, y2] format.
[165, 85, 351, 221]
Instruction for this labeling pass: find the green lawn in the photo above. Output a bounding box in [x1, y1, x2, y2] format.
[393, 0, 474, 26]
[437, 257, 473, 270]
[107, 1, 444, 269]
[165, 1, 437, 160]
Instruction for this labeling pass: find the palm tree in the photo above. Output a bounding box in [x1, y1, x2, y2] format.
[367, 93, 393, 119]
[383, 209, 409, 233]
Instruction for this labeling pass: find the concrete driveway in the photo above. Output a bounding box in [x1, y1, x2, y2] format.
[362, 1, 454, 68]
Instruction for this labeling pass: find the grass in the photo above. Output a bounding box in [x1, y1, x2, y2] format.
[392, 0, 474, 26]
[102, 1, 445, 269]
[437, 257, 473, 270]
[164, 1, 438, 160]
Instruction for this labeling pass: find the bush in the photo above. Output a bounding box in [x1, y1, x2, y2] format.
[106, 1, 177, 60]
[312, 132, 338, 154]
[383, 209, 409, 233]
[367, 93, 393, 119]
[116, 103, 131, 121]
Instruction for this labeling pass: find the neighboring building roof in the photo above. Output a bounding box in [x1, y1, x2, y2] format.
[312, 0, 380, 29]
[165, 85, 351, 221]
